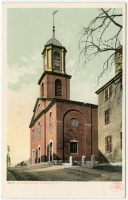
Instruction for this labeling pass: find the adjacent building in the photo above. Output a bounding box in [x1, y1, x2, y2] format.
[29, 27, 98, 165]
[96, 47, 122, 163]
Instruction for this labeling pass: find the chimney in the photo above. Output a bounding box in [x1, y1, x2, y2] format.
[115, 46, 122, 75]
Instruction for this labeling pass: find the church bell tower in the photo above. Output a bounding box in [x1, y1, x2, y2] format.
[41, 30, 67, 74]
[38, 11, 71, 100]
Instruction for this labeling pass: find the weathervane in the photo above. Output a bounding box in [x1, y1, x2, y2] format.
[52, 10, 58, 38]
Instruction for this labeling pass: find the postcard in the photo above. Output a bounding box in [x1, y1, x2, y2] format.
[2, 2, 126, 199]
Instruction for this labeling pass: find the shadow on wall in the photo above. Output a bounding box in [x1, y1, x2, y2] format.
[35, 154, 46, 163]
[112, 145, 122, 163]
[98, 149, 109, 163]
[46, 144, 62, 162]
[95, 150, 122, 173]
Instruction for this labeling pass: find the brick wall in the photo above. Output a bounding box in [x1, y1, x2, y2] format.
[39, 74, 70, 100]
[30, 101, 98, 164]
[56, 102, 98, 161]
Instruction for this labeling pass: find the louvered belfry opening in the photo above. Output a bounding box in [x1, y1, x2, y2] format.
[54, 51, 60, 59]
[55, 79, 62, 96]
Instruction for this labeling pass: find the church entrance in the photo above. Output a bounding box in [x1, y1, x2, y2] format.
[49, 142, 53, 161]
[36, 147, 41, 164]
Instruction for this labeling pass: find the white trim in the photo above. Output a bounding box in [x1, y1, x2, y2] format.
[49, 139, 53, 144]
[85, 124, 92, 126]
[70, 140, 79, 142]
[56, 120, 63, 123]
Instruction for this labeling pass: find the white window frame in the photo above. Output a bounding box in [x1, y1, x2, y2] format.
[104, 85, 112, 100]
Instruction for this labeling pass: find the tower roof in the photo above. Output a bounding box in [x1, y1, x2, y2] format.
[45, 11, 62, 47]
[46, 38, 62, 46]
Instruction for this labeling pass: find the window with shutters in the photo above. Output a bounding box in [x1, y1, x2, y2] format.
[105, 109, 110, 124]
[105, 136, 112, 153]
[104, 85, 112, 100]
[32, 129, 34, 144]
[70, 142, 78, 154]
[120, 132, 122, 150]
[55, 79, 62, 96]
[37, 122, 41, 140]
[49, 112, 52, 133]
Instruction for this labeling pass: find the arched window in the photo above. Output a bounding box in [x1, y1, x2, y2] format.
[49, 112, 52, 133]
[37, 122, 41, 139]
[32, 129, 34, 144]
[37, 104, 41, 113]
[54, 51, 60, 60]
[55, 79, 62, 96]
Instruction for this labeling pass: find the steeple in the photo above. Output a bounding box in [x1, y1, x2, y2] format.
[52, 10, 58, 38]
[41, 10, 67, 75]
[38, 11, 71, 100]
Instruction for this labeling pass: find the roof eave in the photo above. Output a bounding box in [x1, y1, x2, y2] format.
[41, 44, 67, 55]
[38, 71, 72, 85]
[29, 98, 98, 128]
[95, 72, 122, 94]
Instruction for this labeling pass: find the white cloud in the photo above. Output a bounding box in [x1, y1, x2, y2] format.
[8, 49, 42, 84]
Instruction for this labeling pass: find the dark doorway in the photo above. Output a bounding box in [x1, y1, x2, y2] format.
[49, 142, 52, 161]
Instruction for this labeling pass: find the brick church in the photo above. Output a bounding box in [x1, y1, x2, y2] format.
[29, 24, 98, 165]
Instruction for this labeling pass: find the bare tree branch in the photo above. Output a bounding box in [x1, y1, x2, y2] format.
[78, 8, 122, 79]
[101, 8, 122, 28]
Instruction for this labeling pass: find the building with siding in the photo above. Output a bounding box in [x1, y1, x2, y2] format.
[29, 27, 98, 165]
[95, 47, 122, 163]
